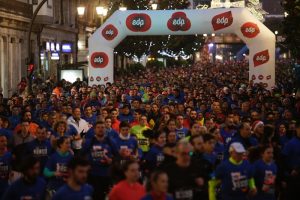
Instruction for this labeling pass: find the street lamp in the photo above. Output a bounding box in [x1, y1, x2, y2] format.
[96, 5, 108, 25]
[224, 0, 231, 8]
[102, 8, 108, 16]
[77, 6, 85, 16]
[151, 0, 158, 10]
[119, 1, 127, 11]
[96, 6, 104, 16]
[119, 5, 127, 11]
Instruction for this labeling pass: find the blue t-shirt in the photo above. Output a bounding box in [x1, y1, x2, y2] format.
[216, 159, 254, 200]
[45, 151, 73, 190]
[220, 128, 236, 145]
[114, 136, 138, 155]
[141, 193, 174, 200]
[83, 114, 97, 126]
[175, 127, 189, 139]
[81, 137, 114, 176]
[118, 113, 134, 123]
[8, 115, 21, 129]
[144, 145, 165, 169]
[106, 128, 119, 140]
[2, 177, 46, 200]
[26, 139, 52, 170]
[0, 128, 13, 141]
[252, 159, 277, 200]
[52, 184, 93, 200]
[282, 136, 300, 172]
[203, 152, 217, 167]
[214, 142, 225, 162]
[0, 151, 12, 197]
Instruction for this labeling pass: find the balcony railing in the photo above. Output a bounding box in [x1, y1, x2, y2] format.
[0, 0, 33, 19]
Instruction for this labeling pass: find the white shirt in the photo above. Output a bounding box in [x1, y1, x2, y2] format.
[67, 116, 90, 149]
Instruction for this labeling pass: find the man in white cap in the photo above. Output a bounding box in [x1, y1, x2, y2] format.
[209, 142, 257, 200]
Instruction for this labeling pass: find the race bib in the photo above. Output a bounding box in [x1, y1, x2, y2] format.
[0, 162, 9, 178]
[91, 146, 107, 160]
[231, 172, 248, 191]
[72, 139, 83, 150]
[56, 163, 68, 174]
[175, 189, 193, 200]
[138, 138, 149, 146]
[177, 132, 186, 139]
[156, 154, 165, 163]
[33, 147, 48, 157]
[262, 170, 276, 194]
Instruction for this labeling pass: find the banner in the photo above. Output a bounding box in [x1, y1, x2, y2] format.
[88, 8, 275, 89]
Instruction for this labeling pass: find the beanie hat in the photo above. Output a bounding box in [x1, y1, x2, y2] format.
[252, 120, 264, 132]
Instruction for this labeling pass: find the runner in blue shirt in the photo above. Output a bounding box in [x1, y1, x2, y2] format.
[225, 122, 258, 159]
[220, 116, 237, 145]
[202, 134, 218, 168]
[114, 121, 138, 161]
[0, 134, 12, 199]
[26, 126, 52, 173]
[81, 121, 114, 200]
[52, 157, 93, 200]
[2, 155, 46, 200]
[210, 142, 257, 200]
[175, 114, 189, 139]
[209, 127, 225, 164]
[111, 121, 138, 182]
[118, 104, 134, 123]
[44, 136, 73, 197]
[281, 121, 300, 199]
[8, 105, 21, 129]
[251, 145, 277, 200]
[83, 105, 97, 126]
[143, 131, 166, 175]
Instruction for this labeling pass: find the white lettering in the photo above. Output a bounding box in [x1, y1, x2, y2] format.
[216, 17, 229, 25]
[172, 18, 186, 26]
[94, 57, 104, 63]
[245, 27, 256, 33]
[132, 18, 145, 27]
[256, 55, 267, 62]
[105, 29, 114, 36]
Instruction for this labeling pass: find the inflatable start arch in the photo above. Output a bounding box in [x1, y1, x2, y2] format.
[88, 8, 275, 89]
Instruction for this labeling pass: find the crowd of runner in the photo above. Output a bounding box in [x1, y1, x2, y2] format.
[0, 59, 299, 200]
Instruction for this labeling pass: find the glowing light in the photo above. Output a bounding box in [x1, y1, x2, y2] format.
[77, 6, 85, 16]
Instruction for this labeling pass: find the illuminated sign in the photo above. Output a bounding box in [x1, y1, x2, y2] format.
[62, 44, 72, 53]
[51, 52, 60, 60]
[210, 0, 245, 8]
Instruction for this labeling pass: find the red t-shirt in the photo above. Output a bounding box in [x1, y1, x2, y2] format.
[109, 180, 146, 200]
[112, 119, 120, 132]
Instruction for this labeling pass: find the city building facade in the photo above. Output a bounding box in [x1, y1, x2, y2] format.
[0, 0, 78, 97]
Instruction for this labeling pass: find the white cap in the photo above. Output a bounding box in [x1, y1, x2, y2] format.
[229, 142, 246, 153]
